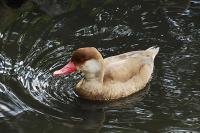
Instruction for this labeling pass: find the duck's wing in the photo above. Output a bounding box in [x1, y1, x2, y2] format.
[103, 47, 159, 83]
[104, 50, 142, 64]
[104, 46, 159, 64]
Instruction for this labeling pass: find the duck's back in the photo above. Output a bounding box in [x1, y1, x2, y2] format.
[103, 47, 159, 83]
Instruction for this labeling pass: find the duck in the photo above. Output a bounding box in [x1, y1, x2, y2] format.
[53, 46, 159, 101]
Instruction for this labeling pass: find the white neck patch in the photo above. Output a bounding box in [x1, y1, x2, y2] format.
[82, 59, 101, 73]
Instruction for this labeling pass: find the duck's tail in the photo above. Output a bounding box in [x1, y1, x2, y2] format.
[146, 46, 160, 59]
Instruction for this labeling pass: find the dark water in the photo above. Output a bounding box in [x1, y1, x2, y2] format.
[0, 0, 200, 132]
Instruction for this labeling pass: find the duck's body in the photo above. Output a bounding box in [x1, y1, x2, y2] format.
[53, 47, 159, 101]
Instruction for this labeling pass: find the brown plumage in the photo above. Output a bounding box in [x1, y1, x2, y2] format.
[53, 46, 159, 101]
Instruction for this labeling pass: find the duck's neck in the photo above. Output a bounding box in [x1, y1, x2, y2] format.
[83, 60, 104, 84]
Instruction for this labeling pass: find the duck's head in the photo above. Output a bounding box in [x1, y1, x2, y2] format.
[53, 47, 103, 77]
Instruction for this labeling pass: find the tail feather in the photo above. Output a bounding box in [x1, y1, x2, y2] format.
[146, 46, 159, 59]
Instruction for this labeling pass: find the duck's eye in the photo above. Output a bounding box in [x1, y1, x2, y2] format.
[80, 58, 85, 63]
[80, 58, 86, 63]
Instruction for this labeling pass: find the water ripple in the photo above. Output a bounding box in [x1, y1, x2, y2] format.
[0, 0, 200, 132]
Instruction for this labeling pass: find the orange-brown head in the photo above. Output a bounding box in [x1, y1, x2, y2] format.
[71, 47, 102, 65]
[53, 47, 103, 77]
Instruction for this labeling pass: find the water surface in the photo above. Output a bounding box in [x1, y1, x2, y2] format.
[0, 0, 200, 132]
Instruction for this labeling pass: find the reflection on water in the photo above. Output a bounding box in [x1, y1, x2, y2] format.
[0, 0, 200, 132]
